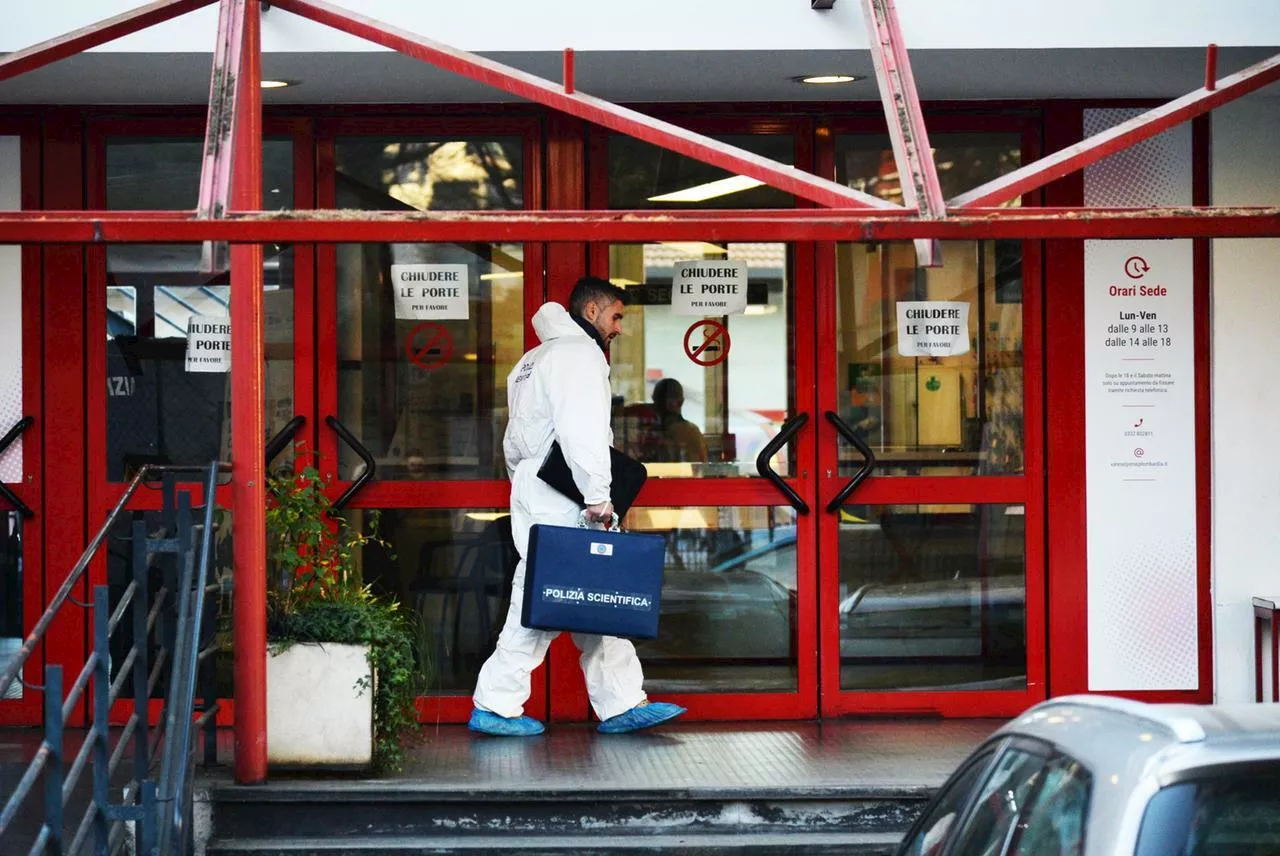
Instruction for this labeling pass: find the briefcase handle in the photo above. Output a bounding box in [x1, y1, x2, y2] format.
[577, 510, 621, 532]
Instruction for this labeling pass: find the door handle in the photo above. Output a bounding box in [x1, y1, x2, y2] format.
[265, 415, 307, 467]
[755, 412, 810, 515]
[325, 416, 376, 512]
[0, 417, 34, 519]
[824, 410, 876, 514]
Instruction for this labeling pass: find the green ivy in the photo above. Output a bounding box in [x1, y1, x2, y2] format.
[266, 457, 424, 773]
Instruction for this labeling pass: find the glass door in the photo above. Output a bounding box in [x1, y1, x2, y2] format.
[816, 131, 1046, 716]
[315, 119, 543, 723]
[87, 118, 309, 722]
[584, 124, 819, 720]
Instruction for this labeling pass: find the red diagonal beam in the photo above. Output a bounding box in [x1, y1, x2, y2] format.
[197, 0, 248, 222]
[269, 0, 899, 211]
[0, 207, 1277, 242]
[861, 0, 945, 265]
[0, 0, 217, 84]
[952, 51, 1280, 209]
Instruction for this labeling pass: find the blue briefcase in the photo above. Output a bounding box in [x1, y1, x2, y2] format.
[521, 517, 666, 639]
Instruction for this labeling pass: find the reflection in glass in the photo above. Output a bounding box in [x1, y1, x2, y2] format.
[332, 138, 525, 482]
[353, 508, 517, 694]
[1, 511, 22, 699]
[104, 138, 295, 481]
[834, 240, 1024, 477]
[622, 505, 799, 693]
[608, 134, 795, 210]
[835, 133, 1021, 207]
[607, 243, 794, 478]
[837, 504, 1026, 691]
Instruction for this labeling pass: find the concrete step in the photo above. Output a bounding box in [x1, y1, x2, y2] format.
[202, 783, 927, 843]
[206, 831, 902, 855]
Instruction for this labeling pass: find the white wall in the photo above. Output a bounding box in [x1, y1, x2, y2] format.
[7, 0, 1279, 53]
[1211, 92, 1280, 702]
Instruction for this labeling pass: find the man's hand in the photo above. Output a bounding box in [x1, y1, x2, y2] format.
[586, 501, 615, 525]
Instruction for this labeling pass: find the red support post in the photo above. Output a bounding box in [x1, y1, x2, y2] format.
[1205, 43, 1219, 91]
[563, 48, 575, 95]
[0, 0, 218, 84]
[860, 0, 946, 265]
[229, 0, 267, 786]
[0, 207, 1278, 242]
[268, 0, 899, 210]
[951, 51, 1280, 209]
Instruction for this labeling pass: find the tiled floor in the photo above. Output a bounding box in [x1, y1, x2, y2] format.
[255, 719, 1003, 792]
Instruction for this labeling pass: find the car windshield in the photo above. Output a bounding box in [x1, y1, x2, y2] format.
[1135, 771, 1280, 856]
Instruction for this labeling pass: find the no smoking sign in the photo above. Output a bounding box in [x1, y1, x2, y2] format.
[405, 322, 453, 371]
[683, 319, 731, 367]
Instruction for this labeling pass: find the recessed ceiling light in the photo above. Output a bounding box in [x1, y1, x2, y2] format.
[796, 74, 861, 85]
[260, 79, 296, 89]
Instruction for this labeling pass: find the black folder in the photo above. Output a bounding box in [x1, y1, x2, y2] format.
[537, 441, 648, 516]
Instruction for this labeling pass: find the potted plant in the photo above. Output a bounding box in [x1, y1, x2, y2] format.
[264, 456, 422, 772]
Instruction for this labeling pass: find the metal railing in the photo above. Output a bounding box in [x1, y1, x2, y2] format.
[0, 461, 227, 856]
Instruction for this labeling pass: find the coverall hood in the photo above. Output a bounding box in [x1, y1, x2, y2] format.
[531, 302, 588, 345]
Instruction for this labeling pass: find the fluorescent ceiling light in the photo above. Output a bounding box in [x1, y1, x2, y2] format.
[797, 74, 860, 85]
[648, 175, 765, 203]
[479, 271, 523, 281]
[260, 79, 295, 89]
[465, 512, 509, 522]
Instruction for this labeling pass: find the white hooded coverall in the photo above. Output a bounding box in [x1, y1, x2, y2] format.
[472, 302, 647, 721]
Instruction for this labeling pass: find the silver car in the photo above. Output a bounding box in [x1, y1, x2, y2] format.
[897, 695, 1280, 856]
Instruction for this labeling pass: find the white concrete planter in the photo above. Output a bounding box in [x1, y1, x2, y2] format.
[266, 642, 372, 768]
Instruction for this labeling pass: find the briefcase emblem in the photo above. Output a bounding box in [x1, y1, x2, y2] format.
[590, 542, 614, 557]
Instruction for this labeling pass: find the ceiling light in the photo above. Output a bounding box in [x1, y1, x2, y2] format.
[796, 74, 861, 85]
[648, 175, 765, 203]
[479, 271, 523, 281]
[260, 79, 296, 89]
[465, 512, 509, 522]
[659, 241, 728, 256]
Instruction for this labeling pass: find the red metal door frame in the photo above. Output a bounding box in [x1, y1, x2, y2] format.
[82, 113, 315, 724]
[579, 115, 822, 721]
[313, 115, 548, 723]
[812, 113, 1049, 717]
[0, 117, 45, 725]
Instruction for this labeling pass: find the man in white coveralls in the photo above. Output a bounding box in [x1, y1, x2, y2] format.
[469, 276, 686, 736]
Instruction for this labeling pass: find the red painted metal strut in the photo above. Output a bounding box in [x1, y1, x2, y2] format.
[268, 0, 899, 211]
[227, 1, 268, 786]
[860, 0, 945, 265]
[0, 207, 1276, 242]
[197, 0, 249, 222]
[0, 0, 217, 83]
[951, 51, 1280, 209]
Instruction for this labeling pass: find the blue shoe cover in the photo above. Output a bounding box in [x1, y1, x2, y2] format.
[597, 701, 687, 734]
[468, 708, 545, 736]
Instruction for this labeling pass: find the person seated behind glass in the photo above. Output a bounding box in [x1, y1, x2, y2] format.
[652, 378, 708, 463]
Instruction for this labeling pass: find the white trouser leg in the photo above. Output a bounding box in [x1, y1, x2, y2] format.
[572, 632, 648, 722]
[472, 563, 559, 718]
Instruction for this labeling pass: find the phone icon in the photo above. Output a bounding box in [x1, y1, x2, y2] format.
[1133, 418, 1144, 428]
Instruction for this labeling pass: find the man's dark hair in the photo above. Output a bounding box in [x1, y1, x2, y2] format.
[568, 275, 629, 317]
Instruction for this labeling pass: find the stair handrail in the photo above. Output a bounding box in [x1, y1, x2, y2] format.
[0, 463, 226, 701]
[0, 461, 228, 855]
[157, 460, 224, 855]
